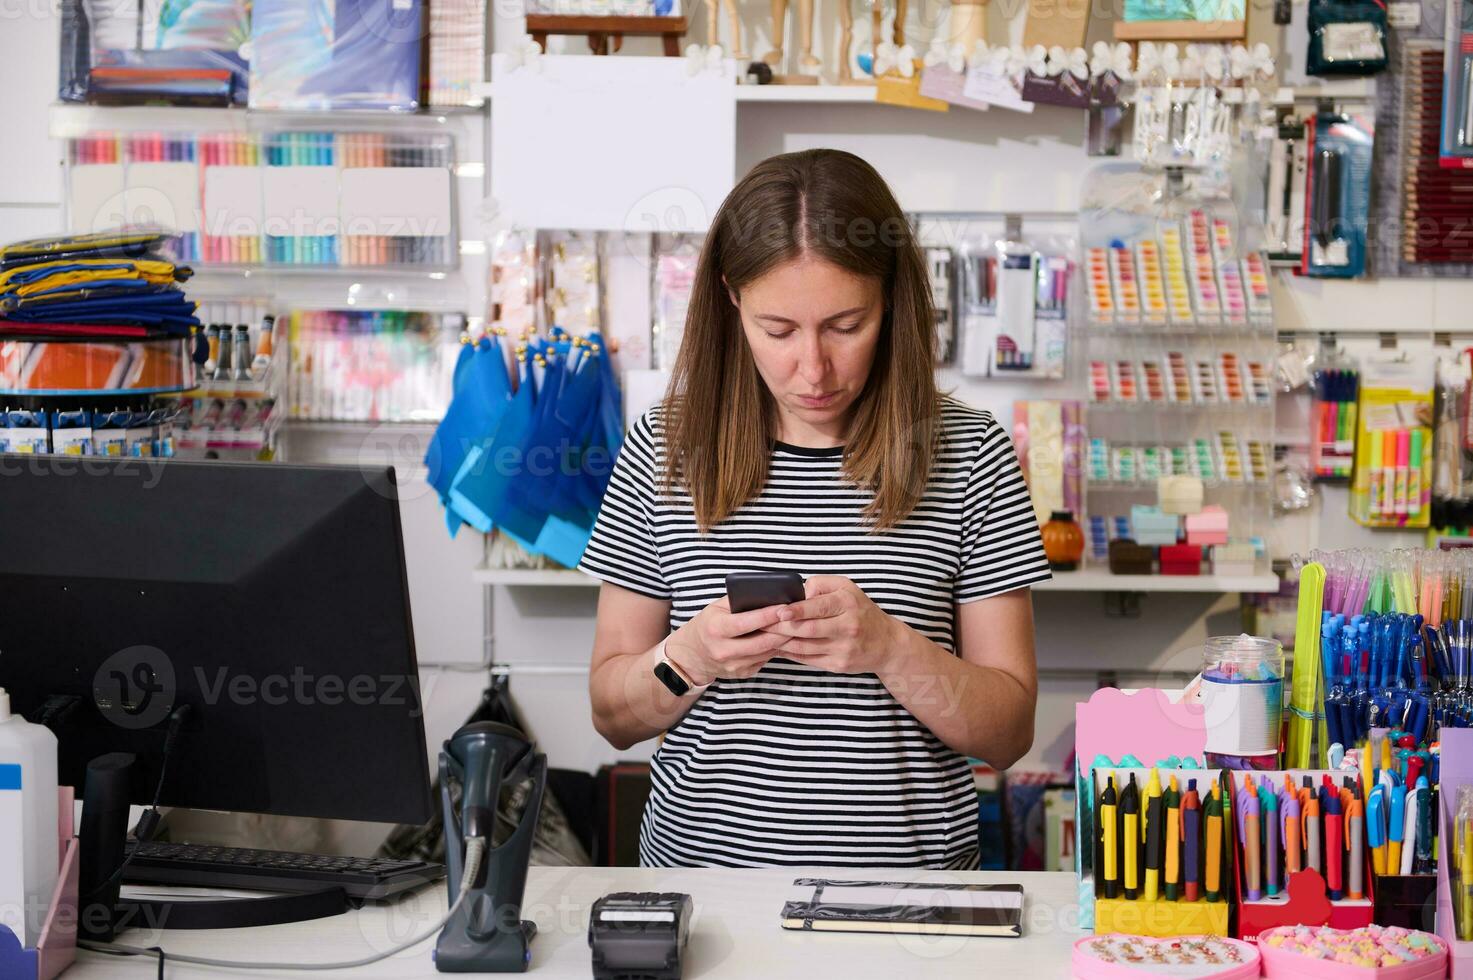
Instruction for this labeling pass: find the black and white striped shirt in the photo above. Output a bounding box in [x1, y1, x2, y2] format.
[578, 395, 1050, 868]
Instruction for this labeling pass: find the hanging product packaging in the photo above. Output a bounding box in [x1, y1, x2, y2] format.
[1349, 350, 1434, 528]
[1440, 0, 1473, 167]
[957, 227, 1072, 379]
[1432, 349, 1473, 529]
[1302, 109, 1373, 278]
[1307, 0, 1388, 76]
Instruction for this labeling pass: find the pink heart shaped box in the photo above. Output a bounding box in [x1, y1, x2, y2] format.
[1257, 926, 1448, 980]
[1073, 935, 1260, 980]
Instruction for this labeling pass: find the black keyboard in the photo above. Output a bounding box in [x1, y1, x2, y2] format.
[121, 840, 446, 901]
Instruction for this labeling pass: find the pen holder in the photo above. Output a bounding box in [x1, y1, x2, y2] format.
[1230, 771, 1374, 941]
[1090, 767, 1233, 938]
[1435, 731, 1473, 977]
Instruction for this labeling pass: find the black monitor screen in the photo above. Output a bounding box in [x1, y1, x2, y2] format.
[0, 455, 432, 826]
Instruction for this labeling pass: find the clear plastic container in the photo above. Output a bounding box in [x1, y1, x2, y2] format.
[1200, 634, 1285, 757]
[0, 688, 58, 950]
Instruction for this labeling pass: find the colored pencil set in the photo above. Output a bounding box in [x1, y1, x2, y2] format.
[1094, 769, 1231, 907]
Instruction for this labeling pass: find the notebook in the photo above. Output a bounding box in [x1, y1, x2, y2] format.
[780, 879, 1024, 938]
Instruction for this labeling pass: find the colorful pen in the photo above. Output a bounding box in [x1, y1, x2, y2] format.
[1122, 774, 1141, 900]
[1101, 774, 1120, 899]
[1183, 780, 1202, 902]
[1144, 769, 1163, 902]
[1164, 775, 1181, 901]
[1324, 783, 1344, 901]
[1205, 782, 1224, 902]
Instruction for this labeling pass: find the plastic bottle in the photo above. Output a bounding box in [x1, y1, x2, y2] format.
[0, 688, 58, 949]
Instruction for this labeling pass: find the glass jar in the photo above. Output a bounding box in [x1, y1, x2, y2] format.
[1200, 634, 1285, 758]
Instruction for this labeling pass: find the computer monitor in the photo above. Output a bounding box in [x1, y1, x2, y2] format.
[0, 455, 433, 826]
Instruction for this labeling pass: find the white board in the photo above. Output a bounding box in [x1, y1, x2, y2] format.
[490, 55, 735, 233]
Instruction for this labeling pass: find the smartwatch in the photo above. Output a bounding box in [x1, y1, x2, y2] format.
[652, 638, 709, 697]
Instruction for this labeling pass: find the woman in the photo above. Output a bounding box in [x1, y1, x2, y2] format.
[579, 148, 1049, 869]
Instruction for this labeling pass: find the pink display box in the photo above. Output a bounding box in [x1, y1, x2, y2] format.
[1185, 506, 1230, 547]
[0, 786, 78, 980]
[1436, 729, 1473, 977]
[1257, 927, 1448, 979]
[1072, 935, 1261, 979]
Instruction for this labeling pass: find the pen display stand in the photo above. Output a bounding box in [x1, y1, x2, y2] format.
[1437, 729, 1473, 977]
[63, 123, 459, 273]
[1079, 164, 1274, 570]
[0, 787, 79, 980]
[1090, 767, 1233, 938]
[165, 299, 282, 461]
[1229, 770, 1375, 941]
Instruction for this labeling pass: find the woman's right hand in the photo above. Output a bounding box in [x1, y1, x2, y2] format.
[664, 597, 793, 686]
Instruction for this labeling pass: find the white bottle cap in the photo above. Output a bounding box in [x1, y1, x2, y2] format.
[0, 688, 8, 721]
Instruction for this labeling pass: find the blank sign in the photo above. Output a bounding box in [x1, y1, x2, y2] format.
[490, 55, 735, 233]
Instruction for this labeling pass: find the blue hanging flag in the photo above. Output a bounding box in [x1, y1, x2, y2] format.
[448, 344, 541, 534]
[427, 333, 512, 535]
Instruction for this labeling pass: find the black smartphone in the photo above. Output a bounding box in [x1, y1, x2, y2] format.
[726, 571, 805, 613]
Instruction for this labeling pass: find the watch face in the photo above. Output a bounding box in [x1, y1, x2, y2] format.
[653, 660, 690, 696]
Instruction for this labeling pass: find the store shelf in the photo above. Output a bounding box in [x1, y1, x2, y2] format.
[49, 102, 482, 138]
[735, 85, 877, 103]
[471, 566, 1280, 592]
[473, 81, 879, 104]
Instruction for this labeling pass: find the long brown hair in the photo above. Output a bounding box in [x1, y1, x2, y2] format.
[663, 148, 940, 533]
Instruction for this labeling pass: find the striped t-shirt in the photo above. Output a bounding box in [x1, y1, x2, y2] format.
[578, 395, 1051, 868]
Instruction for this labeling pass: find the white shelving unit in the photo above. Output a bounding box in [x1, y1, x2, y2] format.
[472, 565, 1280, 593]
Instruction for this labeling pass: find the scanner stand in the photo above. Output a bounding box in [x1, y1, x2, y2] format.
[434, 721, 547, 974]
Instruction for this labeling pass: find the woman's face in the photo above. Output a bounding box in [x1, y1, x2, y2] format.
[728, 253, 884, 433]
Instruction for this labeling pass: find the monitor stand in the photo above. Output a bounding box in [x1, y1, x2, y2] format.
[113, 888, 351, 931]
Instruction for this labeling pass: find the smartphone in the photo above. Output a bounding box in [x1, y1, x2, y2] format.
[726, 571, 805, 614]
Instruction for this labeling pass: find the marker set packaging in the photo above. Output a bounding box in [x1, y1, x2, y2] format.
[1302, 111, 1374, 278]
[957, 232, 1074, 380]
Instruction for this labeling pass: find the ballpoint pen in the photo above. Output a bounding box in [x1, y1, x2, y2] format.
[1262, 783, 1280, 898]
[1415, 776, 1434, 875]
[1324, 783, 1344, 901]
[1388, 781, 1407, 874]
[1347, 789, 1365, 900]
[1101, 774, 1120, 899]
[1460, 791, 1473, 940]
[1243, 783, 1262, 901]
[1144, 769, 1163, 902]
[1205, 783, 1224, 903]
[1282, 783, 1302, 876]
[1305, 781, 1323, 875]
[1123, 774, 1141, 900]
[1164, 775, 1181, 901]
[1183, 780, 1202, 902]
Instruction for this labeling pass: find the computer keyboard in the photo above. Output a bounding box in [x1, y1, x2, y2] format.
[122, 840, 446, 901]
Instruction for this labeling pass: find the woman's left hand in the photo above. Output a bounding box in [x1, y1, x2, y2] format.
[764, 575, 903, 675]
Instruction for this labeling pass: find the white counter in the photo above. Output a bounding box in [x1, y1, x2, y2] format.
[68, 867, 1085, 978]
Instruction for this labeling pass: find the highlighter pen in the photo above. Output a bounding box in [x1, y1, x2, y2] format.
[1282, 783, 1302, 876]
[1460, 811, 1473, 939]
[1122, 774, 1141, 900]
[1164, 776, 1182, 901]
[1347, 791, 1365, 900]
[1205, 782, 1224, 903]
[1325, 785, 1344, 901]
[1100, 774, 1120, 899]
[1243, 786, 1263, 901]
[1262, 783, 1280, 897]
[1401, 781, 1420, 876]
[1388, 781, 1407, 874]
[1369, 784, 1388, 877]
[1144, 769, 1163, 902]
[1183, 780, 1202, 902]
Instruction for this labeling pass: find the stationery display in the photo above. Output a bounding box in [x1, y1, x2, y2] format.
[1434, 351, 1473, 529]
[249, 0, 423, 111]
[63, 129, 458, 271]
[1441, 0, 1473, 168]
[57, 0, 251, 105]
[429, 0, 489, 107]
[1013, 400, 1085, 528]
[1302, 110, 1374, 280]
[1349, 355, 1433, 528]
[955, 230, 1073, 380]
[287, 310, 461, 423]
